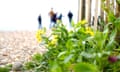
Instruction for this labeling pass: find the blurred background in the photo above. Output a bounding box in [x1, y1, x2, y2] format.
[0, 0, 78, 31]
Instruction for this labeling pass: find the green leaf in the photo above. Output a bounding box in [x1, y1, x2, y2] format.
[117, 0, 120, 4]
[80, 52, 94, 58]
[32, 53, 42, 62]
[107, 12, 116, 22]
[0, 67, 9, 72]
[64, 54, 73, 63]
[110, 29, 117, 40]
[105, 29, 117, 50]
[73, 62, 99, 72]
[71, 20, 75, 27]
[50, 61, 62, 72]
[114, 17, 120, 31]
[57, 51, 67, 58]
[24, 61, 35, 70]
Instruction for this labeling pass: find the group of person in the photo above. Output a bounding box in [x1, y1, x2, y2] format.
[38, 8, 73, 29]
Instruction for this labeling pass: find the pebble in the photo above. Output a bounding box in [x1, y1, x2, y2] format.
[0, 31, 47, 67]
[12, 61, 23, 71]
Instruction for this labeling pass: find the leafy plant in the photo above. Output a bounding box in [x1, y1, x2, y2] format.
[23, 18, 120, 72]
[23, 1, 120, 72]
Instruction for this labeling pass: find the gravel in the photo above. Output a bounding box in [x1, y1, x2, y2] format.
[0, 31, 47, 66]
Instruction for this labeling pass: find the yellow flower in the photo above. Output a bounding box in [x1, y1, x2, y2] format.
[79, 20, 87, 25]
[36, 35, 42, 43]
[53, 35, 58, 39]
[85, 27, 94, 36]
[86, 27, 91, 31]
[36, 32, 42, 43]
[89, 31, 94, 36]
[35, 29, 45, 43]
[36, 29, 45, 35]
[51, 38, 58, 45]
[49, 35, 58, 45]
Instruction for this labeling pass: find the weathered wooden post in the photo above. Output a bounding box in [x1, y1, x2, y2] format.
[115, 0, 120, 44]
[116, 0, 120, 17]
[78, 0, 83, 21]
[94, 0, 99, 30]
[100, 0, 104, 21]
[85, 0, 91, 23]
[78, 0, 85, 21]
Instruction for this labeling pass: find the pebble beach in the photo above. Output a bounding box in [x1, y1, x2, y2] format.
[0, 31, 47, 66]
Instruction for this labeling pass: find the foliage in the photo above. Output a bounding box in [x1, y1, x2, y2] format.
[23, 17, 120, 72]
[0, 64, 12, 72]
[23, 1, 120, 72]
[73, 62, 98, 72]
[102, 0, 120, 32]
[116, 0, 120, 5]
[0, 67, 9, 72]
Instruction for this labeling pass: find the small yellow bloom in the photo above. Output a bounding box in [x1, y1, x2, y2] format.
[89, 31, 94, 36]
[49, 35, 58, 45]
[79, 20, 87, 25]
[85, 31, 94, 36]
[36, 35, 42, 43]
[35, 29, 45, 43]
[53, 35, 58, 39]
[86, 27, 91, 31]
[36, 29, 45, 35]
[85, 27, 94, 36]
[51, 38, 58, 45]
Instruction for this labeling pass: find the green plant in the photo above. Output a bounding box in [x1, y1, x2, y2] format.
[0, 64, 12, 72]
[23, 1, 120, 71]
[23, 18, 120, 72]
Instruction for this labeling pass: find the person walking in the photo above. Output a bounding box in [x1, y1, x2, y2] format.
[38, 14, 42, 29]
[48, 8, 55, 28]
[67, 11, 73, 26]
[52, 13, 57, 27]
[58, 13, 63, 22]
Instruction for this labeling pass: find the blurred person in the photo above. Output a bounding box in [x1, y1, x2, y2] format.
[67, 11, 73, 26]
[58, 13, 63, 22]
[92, 16, 95, 26]
[52, 13, 57, 26]
[38, 14, 42, 29]
[49, 8, 55, 28]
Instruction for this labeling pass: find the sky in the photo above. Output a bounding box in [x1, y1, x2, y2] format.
[0, 0, 78, 31]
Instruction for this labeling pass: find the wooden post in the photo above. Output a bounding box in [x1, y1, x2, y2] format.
[78, 0, 83, 21]
[112, 0, 115, 14]
[100, 0, 104, 21]
[82, 0, 86, 20]
[115, 0, 120, 44]
[116, 0, 120, 17]
[94, 0, 99, 30]
[85, 0, 91, 23]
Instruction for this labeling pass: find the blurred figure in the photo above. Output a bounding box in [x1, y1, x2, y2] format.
[92, 16, 95, 26]
[49, 8, 55, 28]
[38, 14, 42, 29]
[67, 11, 73, 26]
[53, 13, 57, 24]
[97, 16, 104, 31]
[58, 13, 63, 22]
[97, 16, 101, 26]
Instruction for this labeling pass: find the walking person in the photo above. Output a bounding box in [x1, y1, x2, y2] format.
[48, 8, 55, 28]
[67, 11, 73, 26]
[58, 13, 63, 22]
[52, 13, 57, 27]
[38, 14, 42, 29]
